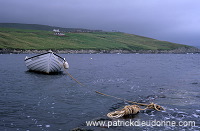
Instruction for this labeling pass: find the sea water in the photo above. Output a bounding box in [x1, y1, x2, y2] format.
[0, 54, 200, 131]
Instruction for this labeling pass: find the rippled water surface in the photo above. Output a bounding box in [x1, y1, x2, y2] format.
[0, 54, 200, 131]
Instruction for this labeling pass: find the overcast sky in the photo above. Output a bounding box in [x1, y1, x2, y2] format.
[0, 0, 200, 46]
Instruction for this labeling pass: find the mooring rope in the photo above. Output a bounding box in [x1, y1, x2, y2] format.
[107, 105, 141, 118]
[95, 91, 165, 109]
[64, 69, 84, 86]
[95, 91, 147, 106]
[53, 53, 165, 119]
[53, 54, 84, 86]
[64, 74, 165, 118]
[106, 103, 164, 119]
[95, 91, 165, 118]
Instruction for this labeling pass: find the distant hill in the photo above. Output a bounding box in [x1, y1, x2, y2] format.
[0, 23, 101, 32]
[0, 23, 194, 52]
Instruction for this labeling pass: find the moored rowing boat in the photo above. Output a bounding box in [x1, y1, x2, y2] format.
[24, 50, 69, 73]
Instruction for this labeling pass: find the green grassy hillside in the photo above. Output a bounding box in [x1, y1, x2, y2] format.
[0, 27, 191, 51]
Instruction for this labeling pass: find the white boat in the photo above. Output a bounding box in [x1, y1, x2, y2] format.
[25, 51, 69, 74]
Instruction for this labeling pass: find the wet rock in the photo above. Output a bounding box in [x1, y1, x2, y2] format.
[71, 128, 93, 131]
[196, 96, 200, 98]
[159, 94, 166, 98]
[191, 82, 198, 85]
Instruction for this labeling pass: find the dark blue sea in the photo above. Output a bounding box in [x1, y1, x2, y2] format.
[0, 53, 200, 131]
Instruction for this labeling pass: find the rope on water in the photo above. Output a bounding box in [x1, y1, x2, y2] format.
[53, 54, 84, 86]
[53, 53, 165, 119]
[107, 105, 141, 118]
[64, 69, 84, 86]
[96, 91, 165, 119]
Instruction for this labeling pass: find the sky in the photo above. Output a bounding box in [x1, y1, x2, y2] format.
[0, 0, 200, 46]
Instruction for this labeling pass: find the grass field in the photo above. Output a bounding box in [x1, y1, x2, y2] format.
[0, 27, 190, 51]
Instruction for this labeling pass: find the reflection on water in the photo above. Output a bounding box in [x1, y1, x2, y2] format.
[0, 54, 200, 130]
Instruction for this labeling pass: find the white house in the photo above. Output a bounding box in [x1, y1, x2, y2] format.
[53, 29, 65, 36]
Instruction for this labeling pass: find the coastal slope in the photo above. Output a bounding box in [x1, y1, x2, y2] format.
[0, 23, 195, 53]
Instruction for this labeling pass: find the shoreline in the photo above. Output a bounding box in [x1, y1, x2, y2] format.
[0, 47, 200, 54]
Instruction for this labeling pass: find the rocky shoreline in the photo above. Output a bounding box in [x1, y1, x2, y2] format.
[0, 47, 200, 54]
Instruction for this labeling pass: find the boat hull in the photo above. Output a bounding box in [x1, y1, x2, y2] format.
[25, 52, 68, 74]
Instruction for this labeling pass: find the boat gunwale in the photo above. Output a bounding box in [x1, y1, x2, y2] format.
[24, 52, 66, 62]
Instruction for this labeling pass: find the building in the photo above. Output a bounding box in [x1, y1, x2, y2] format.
[53, 29, 65, 36]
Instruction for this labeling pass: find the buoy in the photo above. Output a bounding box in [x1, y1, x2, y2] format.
[63, 61, 69, 69]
